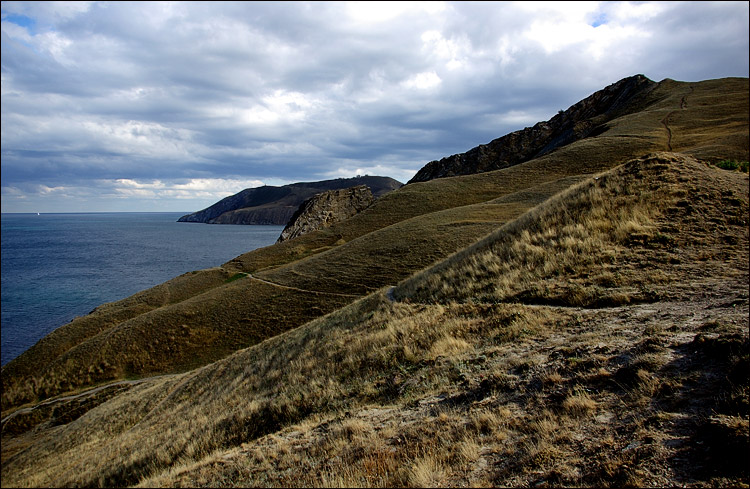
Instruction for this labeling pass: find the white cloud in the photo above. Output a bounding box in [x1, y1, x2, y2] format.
[233, 90, 317, 126]
[37, 184, 70, 194]
[345, 1, 446, 24]
[0, 177, 267, 213]
[1, 0, 94, 24]
[112, 177, 264, 200]
[421, 30, 469, 70]
[402, 71, 442, 90]
[609, 1, 665, 22]
[521, 1, 649, 59]
[0, 20, 32, 42]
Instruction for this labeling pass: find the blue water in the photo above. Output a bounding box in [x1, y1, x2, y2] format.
[1, 213, 283, 366]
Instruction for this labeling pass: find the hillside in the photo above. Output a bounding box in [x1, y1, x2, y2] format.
[177, 176, 402, 225]
[1, 76, 747, 413]
[1, 153, 746, 487]
[408, 74, 658, 183]
[1, 75, 748, 487]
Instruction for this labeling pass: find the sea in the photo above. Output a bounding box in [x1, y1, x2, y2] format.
[0, 212, 284, 366]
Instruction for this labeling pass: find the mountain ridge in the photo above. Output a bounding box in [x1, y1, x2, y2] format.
[407, 74, 659, 183]
[177, 176, 401, 225]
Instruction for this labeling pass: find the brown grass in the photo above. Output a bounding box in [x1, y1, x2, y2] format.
[394, 153, 748, 310]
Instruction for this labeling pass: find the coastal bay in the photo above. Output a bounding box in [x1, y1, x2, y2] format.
[0, 212, 282, 365]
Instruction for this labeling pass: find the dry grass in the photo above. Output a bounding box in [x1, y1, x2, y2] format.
[394, 152, 746, 310]
[562, 387, 598, 416]
[1, 276, 353, 411]
[0, 163, 586, 412]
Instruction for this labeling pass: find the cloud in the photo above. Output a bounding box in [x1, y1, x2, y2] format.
[112, 177, 265, 200]
[1, 1, 748, 212]
[401, 71, 442, 90]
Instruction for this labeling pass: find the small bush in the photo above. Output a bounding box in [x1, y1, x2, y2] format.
[224, 273, 247, 283]
[715, 160, 749, 173]
[562, 387, 598, 416]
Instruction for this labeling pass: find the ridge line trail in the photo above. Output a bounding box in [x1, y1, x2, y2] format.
[661, 87, 692, 151]
[2, 273, 359, 425]
[1, 374, 175, 426]
[245, 273, 361, 298]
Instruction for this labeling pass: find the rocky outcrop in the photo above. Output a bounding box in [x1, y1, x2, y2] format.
[277, 186, 374, 243]
[178, 176, 401, 225]
[407, 74, 658, 184]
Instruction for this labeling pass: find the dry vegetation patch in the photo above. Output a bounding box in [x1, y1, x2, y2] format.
[395, 153, 748, 310]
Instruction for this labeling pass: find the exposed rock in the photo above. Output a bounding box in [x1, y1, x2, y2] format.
[407, 74, 658, 184]
[277, 186, 374, 243]
[178, 176, 401, 225]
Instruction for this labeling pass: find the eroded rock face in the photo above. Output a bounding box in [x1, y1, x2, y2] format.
[407, 74, 658, 184]
[277, 186, 374, 243]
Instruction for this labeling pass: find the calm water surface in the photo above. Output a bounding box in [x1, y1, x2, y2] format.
[1, 213, 283, 365]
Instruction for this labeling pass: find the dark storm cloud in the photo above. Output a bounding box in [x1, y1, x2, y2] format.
[1, 1, 748, 212]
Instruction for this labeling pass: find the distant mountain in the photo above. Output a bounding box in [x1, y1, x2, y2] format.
[178, 176, 402, 225]
[408, 74, 657, 183]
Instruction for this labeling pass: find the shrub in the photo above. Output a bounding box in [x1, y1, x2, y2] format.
[715, 160, 749, 172]
[224, 273, 247, 283]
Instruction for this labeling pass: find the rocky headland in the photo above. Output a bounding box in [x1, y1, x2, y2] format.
[178, 176, 401, 225]
[277, 185, 374, 243]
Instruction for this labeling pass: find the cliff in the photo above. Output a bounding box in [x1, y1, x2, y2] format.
[277, 185, 374, 243]
[178, 176, 401, 224]
[408, 74, 658, 183]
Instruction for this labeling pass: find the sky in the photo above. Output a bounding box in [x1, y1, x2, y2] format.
[1, 1, 748, 213]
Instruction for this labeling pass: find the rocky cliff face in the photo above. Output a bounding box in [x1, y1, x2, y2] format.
[277, 186, 374, 243]
[408, 74, 658, 184]
[178, 176, 401, 225]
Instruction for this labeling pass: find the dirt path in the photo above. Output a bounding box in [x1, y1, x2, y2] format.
[246, 273, 361, 298]
[661, 88, 691, 151]
[1, 374, 172, 428]
[661, 113, 675, 151]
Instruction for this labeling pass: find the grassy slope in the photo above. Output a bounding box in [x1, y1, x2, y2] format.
[1, 77, 747, 415]
[2, 153, 746, 488]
